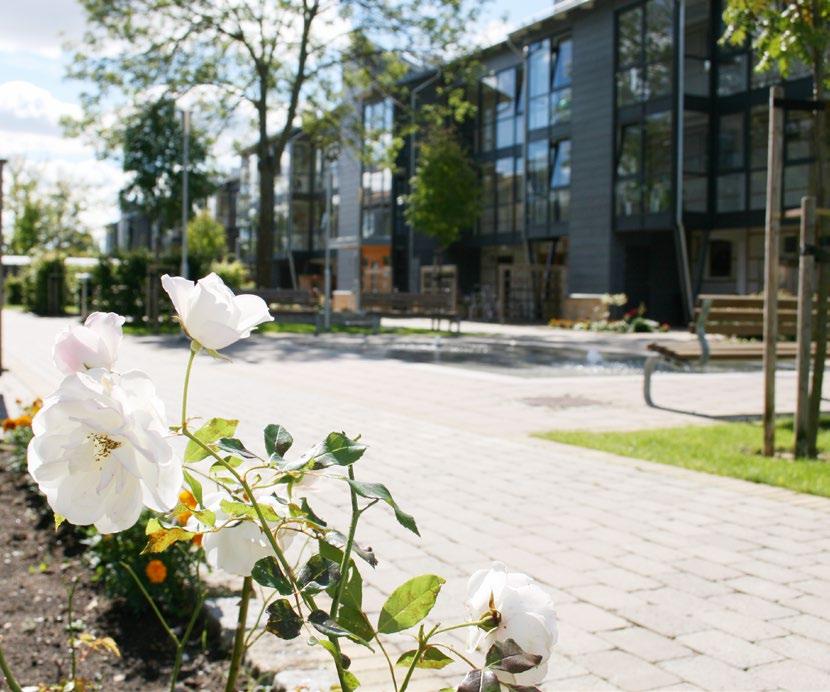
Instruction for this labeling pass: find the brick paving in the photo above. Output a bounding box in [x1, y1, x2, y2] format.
[5, 310, 830, 690]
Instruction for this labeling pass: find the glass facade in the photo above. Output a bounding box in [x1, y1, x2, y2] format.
[614, 0, 673, 221]
[478, 35, 571, 238]
[361, 99, 394, 241]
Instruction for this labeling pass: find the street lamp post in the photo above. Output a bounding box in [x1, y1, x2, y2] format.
[181, 110, 190, 278]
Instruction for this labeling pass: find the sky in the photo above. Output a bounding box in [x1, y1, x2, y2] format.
[0, 0, 552, 241]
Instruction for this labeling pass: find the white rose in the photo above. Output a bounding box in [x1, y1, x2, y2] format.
[466, 562, 557, 687]
[27, 369, 183, 533]
[161, 273, 272, 351]
[52, 312, 125, 375]
[201, 491, 293, 577]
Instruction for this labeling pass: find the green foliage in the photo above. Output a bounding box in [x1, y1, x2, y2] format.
[120, 98, 215, 230]
[23, 253, 67, 316]
[5, 164, 96, 256]
[4, 274, 24, 305]
[210, 259, 253, 291]
[405, 126, 481, 250]
[187, 211, 226, 263]
[82, 511, 204, 615]
[377, 574, 445, 634]
[721, 0, 830, 82]
[90, 250, 199, 323]
[184, 417, 239, 462]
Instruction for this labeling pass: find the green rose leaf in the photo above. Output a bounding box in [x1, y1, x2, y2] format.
[265, 599, 302, 639]
[308, 610, 373, 649]
[264, 423, 294, 457]
[395, 646, 454, 670]
[344, 480, 419, 536]
[309, 636, 351, 670]
[298, 554, 340, 594]
[337, 604, 375, 642]
[325, 529, 378, 567]
[299, 497, 327, 527]
[182, 469, 203, 506]
[377, 574, 445, 634]
[216, 437, 258, 459]
[485, 639, 543, 674]
[341, 670, 360, 691]
[184, 418, 238, 462]
[219, 499, 282, 523]
[313, 432, 367, 468]
[251, 557, 293, 595]
[458, 669, 501, 692]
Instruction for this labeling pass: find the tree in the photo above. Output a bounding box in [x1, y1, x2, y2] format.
[722, 1, 830, 457]
[120, 98, 215, 246]
[66, 0, 485, 287]
[5, 162, 96, 256]
[188, 211, 227, 264]
[404, 126, 480, 262]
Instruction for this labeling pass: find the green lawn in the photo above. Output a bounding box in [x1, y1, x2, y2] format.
[536, 419, 830, 498]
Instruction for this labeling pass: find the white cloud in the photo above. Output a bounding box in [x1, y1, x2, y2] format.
[0, 80, 81, 136]
[0, 0, 86, 59]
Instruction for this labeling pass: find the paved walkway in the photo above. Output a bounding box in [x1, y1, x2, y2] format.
[5, 310, 830, 690]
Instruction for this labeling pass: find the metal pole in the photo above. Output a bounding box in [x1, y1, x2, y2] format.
[0, 158, 5, 374]
[324, 153, 333, 330]
[181, 110, 190, 278]
[795, 196, 816, 457]
[762, 86, 784, 457]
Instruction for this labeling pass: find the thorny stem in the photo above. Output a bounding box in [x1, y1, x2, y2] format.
[170, 590, 205, 692]
[373, 632, 399, 692]
[67, 579, 78, 683]
[225, 576, 253, 692]
[178, 347, 352, 690]
[120, 562, 180, 648]
[399, 619, 491, 691]
[0, 641, 22, 692]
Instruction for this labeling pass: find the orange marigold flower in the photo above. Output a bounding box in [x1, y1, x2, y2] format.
[2, 419, 16, 431]
[179, 489, 197, 510]
[176, 509, 192, 526]
[145, 559, 168, 584]
[192, 533, 203, 547]
[15, 415, 32, 428]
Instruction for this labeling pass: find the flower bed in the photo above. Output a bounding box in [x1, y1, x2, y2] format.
[1, 272, 559, 692]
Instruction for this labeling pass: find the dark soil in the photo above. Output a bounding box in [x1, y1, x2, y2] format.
[0, 455, 253, 691]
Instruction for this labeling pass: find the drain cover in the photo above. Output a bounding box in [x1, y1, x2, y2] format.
[521, 394, 603, 410]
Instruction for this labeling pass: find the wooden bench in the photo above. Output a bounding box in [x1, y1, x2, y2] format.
[238, 288, 380, 333]
[643, 294, 825, 406]
[362, 291, 460, 333]
[243, 288, 319, 315]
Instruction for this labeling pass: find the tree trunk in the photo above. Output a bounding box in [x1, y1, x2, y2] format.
[805, 50, 827, 457]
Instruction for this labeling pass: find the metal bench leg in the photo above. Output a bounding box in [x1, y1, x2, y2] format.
[643, 354, 660, 407]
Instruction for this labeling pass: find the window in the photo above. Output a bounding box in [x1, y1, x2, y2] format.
[550, 140, 571, 222]
[749, 106, 768, 209]
[683, 111, 708, 212]
[528, 40, 550, 130]
[615, 123, 642, 217]
[527, 140, 548, 226]
[717, 53, 748, 96]
[485, 66, 523, 150]
[708, 239, 733, 279]
[480, 161, 496, 234]
[645, 112, 671, 213]
[616, 0, 673, 107]
[551, 39, 573, 125]
[717, 112, 746, 213]
[527, 37, 572, 131]
[361, 99, 394, 240]
[684, 0, 710, 97]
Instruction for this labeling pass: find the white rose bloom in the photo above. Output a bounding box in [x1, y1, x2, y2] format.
[161, 273, 272, 351]
[466, 562, 557, 687]
[27, 369, 183, 533]
[201, 491, 293, 577]
[52, 312, 126, 375]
